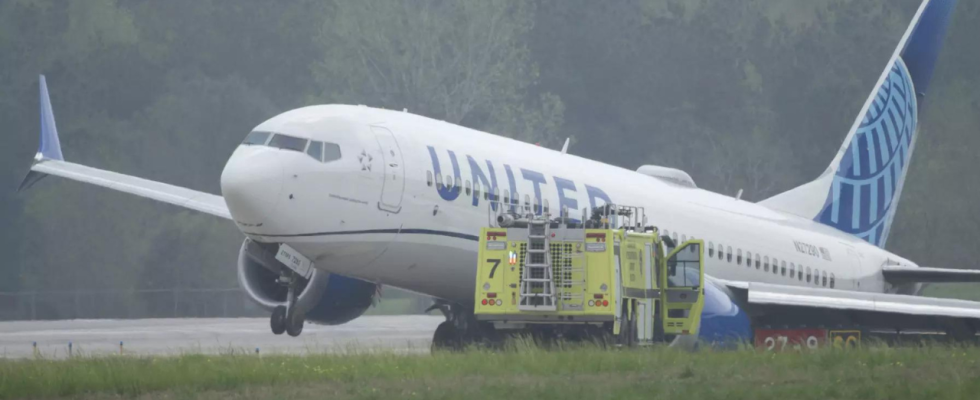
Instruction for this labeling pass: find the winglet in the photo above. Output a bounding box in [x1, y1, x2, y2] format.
[37, 75, 64, 162]
[560, 137, 570, 155]
[19, 75, 64, 191]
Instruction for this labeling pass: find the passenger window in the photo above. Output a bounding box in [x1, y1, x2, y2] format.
[763, 256, 769, 271]
[323, 142, 342, 162]
[268, 134, 308, 152]
[543, 199, 550, 214]
[799, 266, 804, 281]
[524, 195, 531, 212]
[473, 182, 481, 198]
[726, 246, 732, 263]
[242, 131, 271, 145]
[306, 141, 323, 161]
[681, 235, 688, 243]
[708, 242, 715, 258]
[426, 171, 433, 187]
[806, 267, 812, 283]
[455, 177, 463, 193]
[445, 175, 453, 190]
[492, 187, 500, 201]
[736, 249, 742, 265]
[789, 263, 795, 279]
[767, 258, 773, 272]
[465, 180, 472, 196]
[718, 244, 724, 260]
[435, 174, 444, 190]
[755, 254, 761, 269]
[746, 251, 752, 268]
[780, 261, 786, 276]
[503, 190, 510, 204]
[830, 273, 836, 288]
[822, 271, 828, 287]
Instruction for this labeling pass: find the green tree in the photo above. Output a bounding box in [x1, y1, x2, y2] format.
[313, 0, 564, 145]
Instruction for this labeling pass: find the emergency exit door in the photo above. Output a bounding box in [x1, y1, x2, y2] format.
[372, 126, 405, 213]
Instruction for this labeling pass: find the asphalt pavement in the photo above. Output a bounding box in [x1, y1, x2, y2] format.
[0, 315, 443, 359]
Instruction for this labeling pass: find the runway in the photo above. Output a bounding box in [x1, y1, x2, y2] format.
[0, 316, 443, 359]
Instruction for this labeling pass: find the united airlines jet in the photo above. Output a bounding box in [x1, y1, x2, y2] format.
[19, 0, 980, 345]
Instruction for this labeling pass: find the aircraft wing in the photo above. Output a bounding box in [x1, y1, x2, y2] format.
[23, 160, 230, 219]
[18, 75, 231, 220]
[881, 265, 980, 284]
[720, 280, 980, 332]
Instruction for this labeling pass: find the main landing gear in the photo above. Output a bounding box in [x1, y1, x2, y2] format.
[427, 300, 497, 351]
[270, 271, 305, 337]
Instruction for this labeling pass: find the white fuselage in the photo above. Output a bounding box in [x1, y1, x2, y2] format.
[220, 105, 918, 303]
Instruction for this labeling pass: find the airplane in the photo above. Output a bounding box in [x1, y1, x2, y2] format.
[19, 0, 980, 346]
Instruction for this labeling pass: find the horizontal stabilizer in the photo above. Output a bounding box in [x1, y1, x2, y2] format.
[882, 265, 980, 284]
[720, 281, 980, 322]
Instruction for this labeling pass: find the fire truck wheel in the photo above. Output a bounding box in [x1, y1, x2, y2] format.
[582, 326, 612, 348]
[619, 308, 637, 347]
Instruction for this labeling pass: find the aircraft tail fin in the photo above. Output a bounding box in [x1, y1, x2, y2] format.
[19, 75, 64, 191]
[760, 0, 957, 248]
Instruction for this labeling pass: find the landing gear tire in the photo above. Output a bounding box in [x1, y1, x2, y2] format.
[270, 305, 287, 335]
[431, 321, 461, 352]
[285, 310, 305, 337]
[618, 304, 637, 348]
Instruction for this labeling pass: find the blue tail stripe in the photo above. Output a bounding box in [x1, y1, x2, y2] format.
[877, 127, 891, 165]
[817, 59, 916, 245]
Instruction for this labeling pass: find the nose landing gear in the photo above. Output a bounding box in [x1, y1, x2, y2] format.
[270, 305, 287, 335]
[270, 271, 306, 337]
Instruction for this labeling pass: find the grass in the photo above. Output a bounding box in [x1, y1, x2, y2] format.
[2, 343, 980, 399]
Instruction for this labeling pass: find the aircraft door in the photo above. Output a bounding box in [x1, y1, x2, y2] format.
[660, 240, 705, 336]
[372, 126, 405, 213]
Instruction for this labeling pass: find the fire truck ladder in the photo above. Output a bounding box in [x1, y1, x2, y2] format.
[519, 217, 557, 311]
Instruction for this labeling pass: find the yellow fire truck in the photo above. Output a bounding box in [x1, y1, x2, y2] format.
[474, 205, 705, 345]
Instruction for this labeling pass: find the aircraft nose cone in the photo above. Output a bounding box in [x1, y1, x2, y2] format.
[220, 149, 284, 227]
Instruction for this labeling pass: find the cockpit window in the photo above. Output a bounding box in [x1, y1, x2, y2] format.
[242, 131, 271, 145]
[268, 134, 308, 152]
[306, 141, 323, 161]
[323, 142, 342, 162]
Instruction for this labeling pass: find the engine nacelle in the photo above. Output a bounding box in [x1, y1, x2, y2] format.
[236, 239, 378, 325]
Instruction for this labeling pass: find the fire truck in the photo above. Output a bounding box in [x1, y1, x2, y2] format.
[473, 204, 705, 345]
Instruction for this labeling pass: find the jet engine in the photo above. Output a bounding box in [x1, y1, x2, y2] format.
[236, 239, 378, 325]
